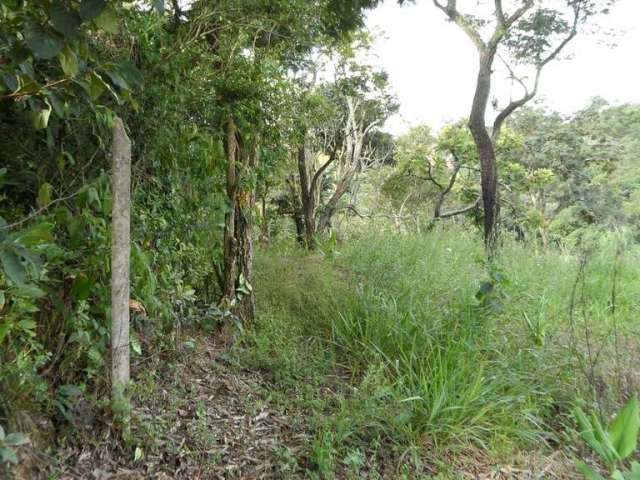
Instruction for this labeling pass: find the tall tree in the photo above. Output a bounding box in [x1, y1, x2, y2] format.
[428, 0, 615, 251]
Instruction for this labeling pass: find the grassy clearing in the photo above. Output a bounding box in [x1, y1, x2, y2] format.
[237, 226, 639, 477]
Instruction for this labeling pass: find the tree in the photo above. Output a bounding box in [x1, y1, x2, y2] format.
[428, 0, 615, 252]
[293, 41, 397, 247]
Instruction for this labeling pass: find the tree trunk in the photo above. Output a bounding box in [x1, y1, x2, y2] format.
[468, 51, 500, 252]
[221, 118, 256, 321]
[285, 174, 306, 245]
[317, 168, 355, 233]
[297, 145, 316, 248]
[110, 117, 131, 395]
[258, 191, 270, 245]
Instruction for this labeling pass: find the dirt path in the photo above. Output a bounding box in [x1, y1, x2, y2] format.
[22, 334, 310, 479]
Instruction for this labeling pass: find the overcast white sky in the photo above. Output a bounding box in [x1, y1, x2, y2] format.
[366, 0, 640, 135]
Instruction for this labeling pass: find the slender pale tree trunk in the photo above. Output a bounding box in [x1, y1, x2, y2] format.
[110, 117, 131, 394]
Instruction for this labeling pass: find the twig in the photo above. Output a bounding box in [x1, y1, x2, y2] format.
[0, 189, 83, 230]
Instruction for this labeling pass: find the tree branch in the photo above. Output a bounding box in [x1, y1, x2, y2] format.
[489, 0, 534, 48]
[439, 196, 481, 218]
[425, 160, 445, 190]
[494, 0, 506, 27]
[505, 0, 534, 28]
[432, 0, 486, 51]
[310, 149, 337, 196]
[492, 4, 580, 140]
[0, 189, 83, 230]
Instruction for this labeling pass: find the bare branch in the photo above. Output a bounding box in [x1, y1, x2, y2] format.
[505, 0, 534, 28]
[441, 155, 461, 197]
[432, 0, 486, 51]
[439, 196, 481, 218]
[538, 4, 580, 69]
[310, 149, 337, 195]
[0, 189, 83, 230]
[492, 70, 539, 141]
[498, 54, 529, 95]
[425, 161, 445, 190]
[431, 149, 466, 218]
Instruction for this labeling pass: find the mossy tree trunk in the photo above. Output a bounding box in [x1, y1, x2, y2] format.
[221, 118, 257, 321]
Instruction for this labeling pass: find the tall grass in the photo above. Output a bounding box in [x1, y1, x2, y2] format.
[247, 225, 640, 459]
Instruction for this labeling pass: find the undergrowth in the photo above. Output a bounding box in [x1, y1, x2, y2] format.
[237, 226, 640, 477]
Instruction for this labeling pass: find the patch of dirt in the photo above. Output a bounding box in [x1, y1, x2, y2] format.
[11, 333, 311, 479]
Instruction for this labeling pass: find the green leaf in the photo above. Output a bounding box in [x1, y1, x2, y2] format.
[32, 101, 53, 130]
[80, 0, 106, 21]
[16, 74, 41, 95]
[591, 410, 620, 465]
[95, 6, 118, 33]
[0, 447, 18, 464]
[80, 71, 107, 100]
[0, 290, 5, 309]
[4, 433, 29, 447]
[17, 284, 46, 299]
[130, 334, 142, 356]
[70, 275, 92, 301]
[0, 425, 4, 440]
[9, 44, 31, 65]
[103, 68, 129, 90]
[25, 25, 64, 59]
[628, 463, 640, 480]
[37, 182, 52, 207]
[50, 2, 82, 38]
[46, 91, 67, 118]
[115, 61, 143, 89]
[0, 247, 26, 285]
[575, 460, 606, 480]
[17, 222, 53, 246]
[575, 407, 610, 462]
[59, 46, 79, 77]
[134, 445, 143, 461]
[608, 395, 639, 459]
[0, 322, 10, 344]
[611, 470, 624, 480]
[17, 320, 37, 333]
[86, 187, 101, 210]
[1, 74, 19, 92]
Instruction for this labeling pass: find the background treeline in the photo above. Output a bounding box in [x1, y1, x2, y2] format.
[369, 99, 640, 246]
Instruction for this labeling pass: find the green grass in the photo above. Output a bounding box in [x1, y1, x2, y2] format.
[238, 226, 640, 477]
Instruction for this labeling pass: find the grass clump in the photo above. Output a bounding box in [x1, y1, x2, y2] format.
[238, 226, 639, 476]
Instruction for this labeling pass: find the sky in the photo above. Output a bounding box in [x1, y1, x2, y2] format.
[365, 0, 640, 135]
